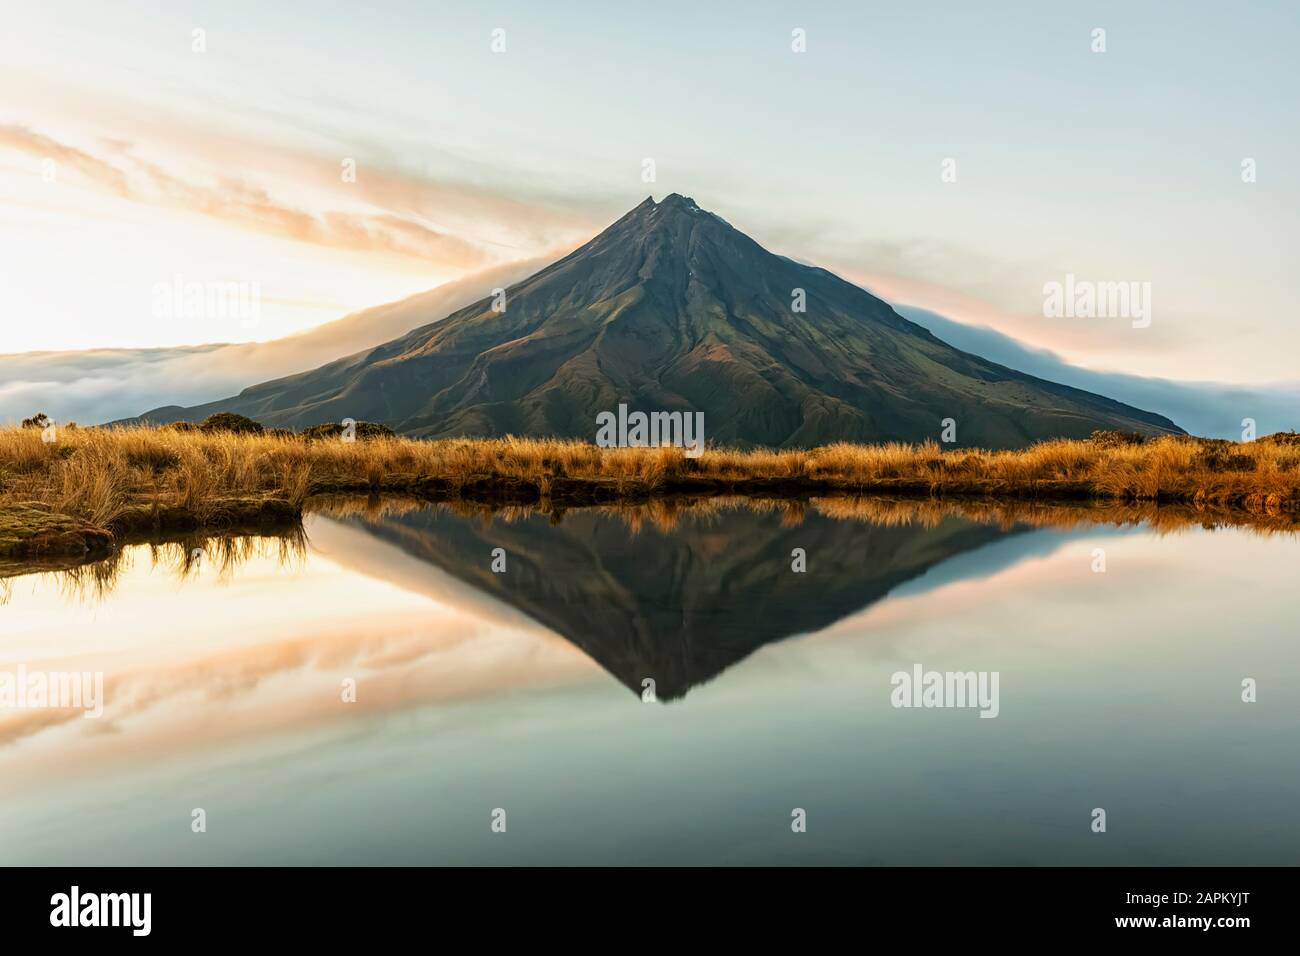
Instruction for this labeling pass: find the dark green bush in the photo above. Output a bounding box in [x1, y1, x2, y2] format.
[1088, 430, 1146, 448]
[300, 421, 395, 442]
[198, 413, 264, 435]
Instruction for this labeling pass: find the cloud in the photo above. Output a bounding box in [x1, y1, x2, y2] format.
[764, 225, 1209, 373]
[0, 256, 551, 426]
[895, 305, 1300, 438]
[0, 123, 129, 195]
[1, 123, 506, 269]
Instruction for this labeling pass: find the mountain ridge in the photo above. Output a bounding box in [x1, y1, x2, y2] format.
[125, 194, 1183, 448]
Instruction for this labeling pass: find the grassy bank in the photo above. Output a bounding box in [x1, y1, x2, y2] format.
[2, 424, 1299, 560]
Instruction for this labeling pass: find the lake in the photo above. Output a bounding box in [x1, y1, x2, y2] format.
[1, 497, 1296, 865]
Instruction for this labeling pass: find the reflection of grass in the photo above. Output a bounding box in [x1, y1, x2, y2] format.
[314, 489, 1300, 538]
[2, 426, 1299, 561]
[6, 489, 1294, 604]
[0, 529, 308, 605]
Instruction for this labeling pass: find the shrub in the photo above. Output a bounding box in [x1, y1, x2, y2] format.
[198, 413, 264, 435]
[1088, 430, 1145, 448]
[300, 421, 395, 442]
[1259, 431, 1300, 447]
[300, 423, 341, 441]
[20, 412, 50, 430]
[163, 420, 199, 432]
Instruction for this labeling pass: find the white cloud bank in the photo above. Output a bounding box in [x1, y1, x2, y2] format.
[0, 257, 547, 427]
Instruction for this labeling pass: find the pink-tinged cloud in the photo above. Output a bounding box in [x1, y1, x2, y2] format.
[0, 123, 128, 195]
[1, 123, 504, 268]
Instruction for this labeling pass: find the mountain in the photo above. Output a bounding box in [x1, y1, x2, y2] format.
[127, 194, 1183, 447]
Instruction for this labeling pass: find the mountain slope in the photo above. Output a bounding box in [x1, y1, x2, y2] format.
[130, 194, 1183, 447]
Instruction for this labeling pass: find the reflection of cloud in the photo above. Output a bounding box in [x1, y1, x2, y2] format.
[0, 704, 81, 745]
[0, 614, 592, 772]
[304, 515, 546, 635]
[0, 621, 467, 747]
[0, 508, 618, 771]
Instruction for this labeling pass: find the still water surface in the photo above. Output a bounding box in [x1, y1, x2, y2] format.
[1, 500, 1296, 864]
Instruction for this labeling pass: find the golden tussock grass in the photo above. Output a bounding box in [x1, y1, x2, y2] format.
[2, 425, 1299, 556]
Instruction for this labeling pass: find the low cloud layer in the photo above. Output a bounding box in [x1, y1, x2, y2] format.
[896, 306, 1300, 439]
[0, 257, 547, 426]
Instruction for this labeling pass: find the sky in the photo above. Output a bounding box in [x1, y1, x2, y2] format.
[1, 0, 1298, 385]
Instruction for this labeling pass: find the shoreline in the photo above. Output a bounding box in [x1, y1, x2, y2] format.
[3, 425, 1299, 570]
[4, 477, 1299, 579]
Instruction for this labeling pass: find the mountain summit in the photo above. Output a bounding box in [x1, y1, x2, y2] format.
[131, 194, 1182, 447]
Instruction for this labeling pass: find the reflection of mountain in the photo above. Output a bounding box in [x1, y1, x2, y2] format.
[339, 504, 1021, 700]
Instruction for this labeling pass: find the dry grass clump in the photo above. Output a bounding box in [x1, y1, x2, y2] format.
[2, 426, 1299, 549]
